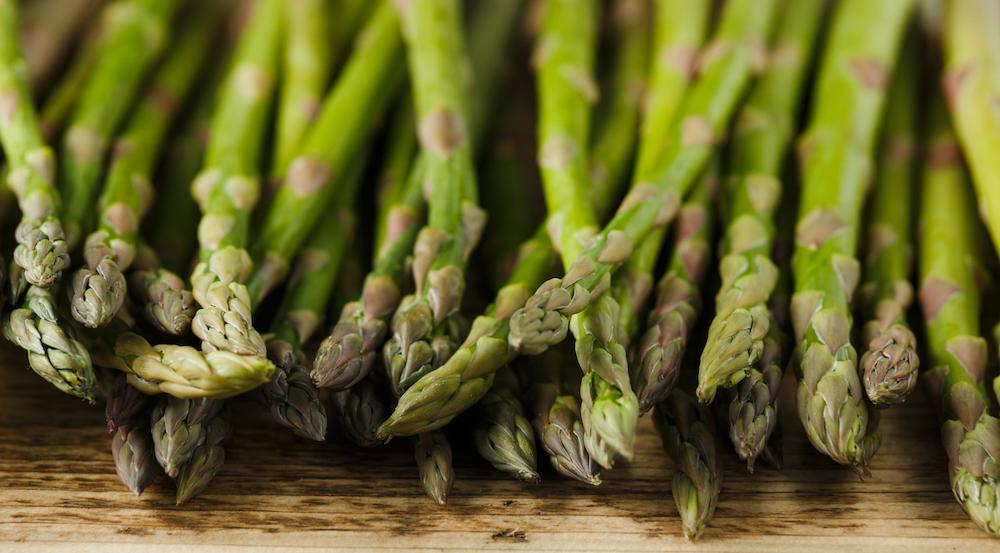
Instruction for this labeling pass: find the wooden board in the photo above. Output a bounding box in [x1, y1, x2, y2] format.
[0, 343, 995, 553]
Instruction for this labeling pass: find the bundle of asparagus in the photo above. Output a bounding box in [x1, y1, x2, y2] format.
[2, 0, 1000, 540]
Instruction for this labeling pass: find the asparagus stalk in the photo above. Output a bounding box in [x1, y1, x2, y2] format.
[127, 245, 196, 336]
[633, 0, 711, 180]
[508, 0, 781, 356]
[653, 387, 721, 541]
[611, 0, 712, 366]
[247, 1, 404, 304]
[59, 0, 178, 247]
[529, 347, 601, 485]
[0, 0, 71, 288]
[312, 0, 522, 392]
[70, 15, 215, 328]
[175, 403, 230, 505]
[415, 429, 453, 506]
[37, 27, 102, 142]
[587, 0, 650, 213]
[259, 156, 366, 441]
[790, 0, 915, 472]
[2, 284, 96, 400]
[380, 0, 486, 424]
[90, 328, 275, 398]
[150, 396, 224, 478]
[471, 367, 539, 483]
[105, 375, 159, 495]
[943, 0, 1000, 260]
[271, 0, 334, 176]
[634, 165, 717, 413]
[189, 0, 282, 357]
[105, 373, 152, 432]
[331, 374, 390, 448]
[919, 98, 1000, 537]
[111, 418, 161, 496]
[697, 0, 826, 403]
[858, 36, 920, 406]
[144, 69, 218, 274]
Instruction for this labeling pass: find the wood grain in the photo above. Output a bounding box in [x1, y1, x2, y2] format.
[0, 343, 994, 553]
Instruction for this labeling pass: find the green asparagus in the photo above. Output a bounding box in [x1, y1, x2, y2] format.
[789, 0, 914, 472]
[858, 35, 920, 406]
[59, 0, 178, 247]
[189, 0, 282, 356]
[2, 284, 96, 400]
[247, 1, 403, 304]
[634, 165, 717, 413]
[697, 0, 826, 403]
[70, 14, 214, 328]
[471, 367, 539, 483]
[943, 0, 1000, 261]
[0, 0, 71, 288]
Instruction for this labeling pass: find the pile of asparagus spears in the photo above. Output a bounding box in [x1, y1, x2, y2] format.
[2, 0, 999, 540]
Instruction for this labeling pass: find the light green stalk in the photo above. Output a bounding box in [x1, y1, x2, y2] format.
[697, 0, 826, 404]
[0, 0, 70, 288]
[943, 0, 1000, 261]
[189, 0, 282, 356]
[919, 95, 1000, 538]
[59, 0, 178, 247]
[248, 1, 404, 304]
[790, 0, 914, 472]
[858, 35, 920, 406]
[70, 15, 215, 328]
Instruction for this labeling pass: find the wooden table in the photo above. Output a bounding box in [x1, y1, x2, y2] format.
[0, 343, 995, 553]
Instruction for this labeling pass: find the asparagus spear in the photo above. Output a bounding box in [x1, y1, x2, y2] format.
[111, 418, 161, 496]
[189, 0, 282, 357]
[59, 0, 178, 247]
[943, 0, 1000, 261]
[144, 66, 218, 274]
[247, 1, 404, 304]
[69, 14, 215, 328]
[528, 347, 601, 485]
[790, 0, 915, 472]
[919, 98, 1000, 537]
[175, 403, 230, 505]
[150, 396, 224, 478]
[2, 284, 96, 400]
[259, 156, 365, 441]
[634, 165, 717, 413]
[587, 0, 651, 219]
[127, 245, 196, 336]
[271, 0, 333, 176]
[380, 0, 486, 419]
[38, 27, 102, 142]
[0, 0, 71, 288]
[697, 0, 826, 403]
[105, 373, 152, 432]
[858, 36, 920, 406]
[312, 0, 523, 392]
[415, 429, 453, 506]
[471, 367, 539, 483]
[331, 374, 390, 448]
[105, 376, 160, 495]
[653, 387, 721, 541]
[612, 0, 711, 371]
[90, 328, 275, 398]
[19, 0, 102, 92]
[508, 0, 781, 356]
